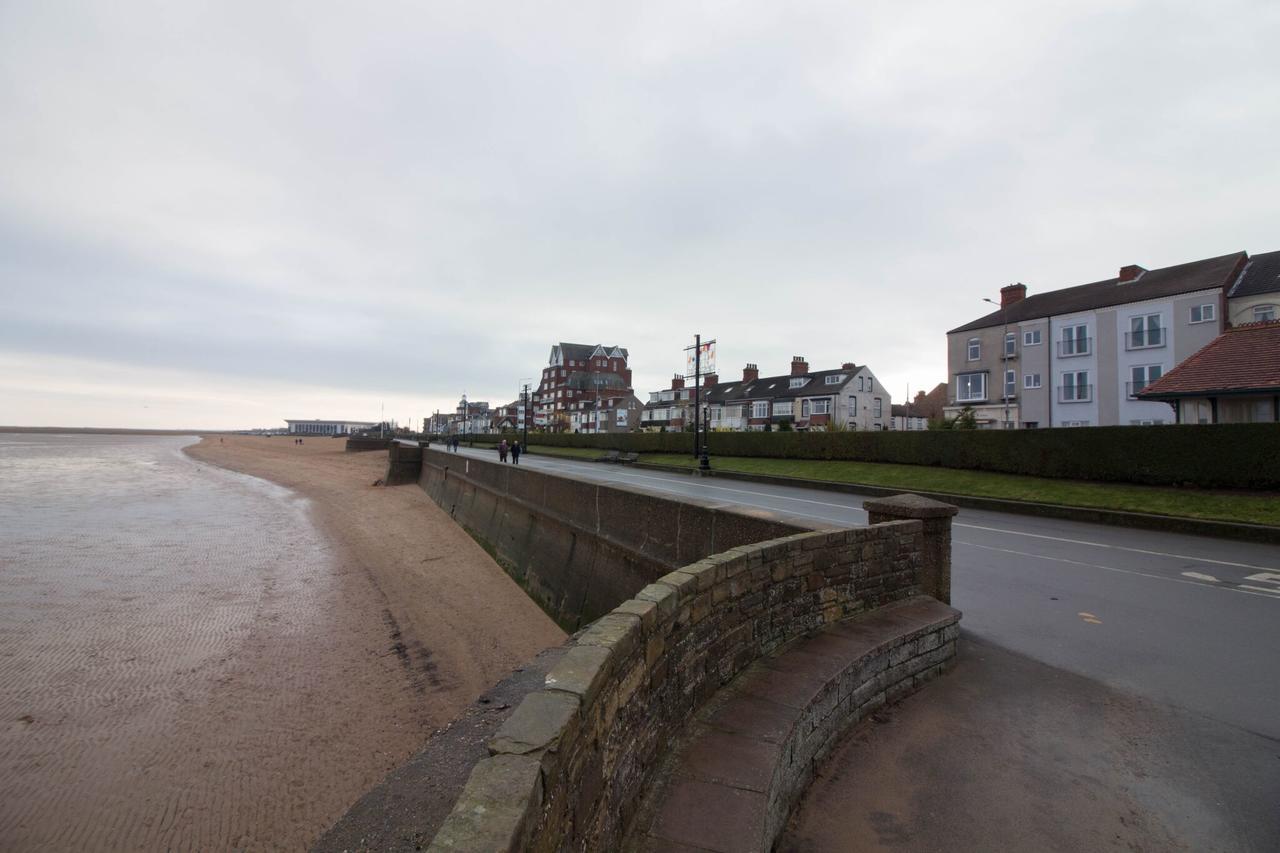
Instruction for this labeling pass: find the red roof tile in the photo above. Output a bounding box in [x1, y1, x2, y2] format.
[1139, 320, 1280, 397]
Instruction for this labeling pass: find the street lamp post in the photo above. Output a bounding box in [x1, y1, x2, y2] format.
[983, 296, 1011, 429]
[519, 379, 531, 448]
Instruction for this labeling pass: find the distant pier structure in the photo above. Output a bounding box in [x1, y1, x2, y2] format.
[284, 419, 377, 436]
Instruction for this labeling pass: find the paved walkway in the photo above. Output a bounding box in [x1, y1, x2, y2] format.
[636, 599, 959, 852]
[781, 633, 1280, 852]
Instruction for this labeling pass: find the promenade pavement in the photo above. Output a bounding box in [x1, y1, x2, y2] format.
[449, 445, 1280, 851]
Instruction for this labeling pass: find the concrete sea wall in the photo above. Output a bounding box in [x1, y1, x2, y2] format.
[416, 447, 807, 628]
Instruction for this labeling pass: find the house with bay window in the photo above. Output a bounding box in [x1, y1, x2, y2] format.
[944, 250, 1258, 427]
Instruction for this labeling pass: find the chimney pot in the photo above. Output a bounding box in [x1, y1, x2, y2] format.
[742, 363, 759, 382]
[1119, 265, 1147, 283]
[790, 356, 809, 376]
[841, 362, 856, 370]
[1000, 282, 1027, 308]
[671, 373, 685, 390]
[703, 373, 718, 388]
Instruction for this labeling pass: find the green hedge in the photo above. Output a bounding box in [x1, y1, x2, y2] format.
[453, 425, 1280, 489]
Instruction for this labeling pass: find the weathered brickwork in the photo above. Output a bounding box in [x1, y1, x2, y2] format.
[429, 518, 948, 852]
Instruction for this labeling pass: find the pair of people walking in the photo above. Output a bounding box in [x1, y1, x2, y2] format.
[498, 439, 521, 464]
[445, 435, 461, 452]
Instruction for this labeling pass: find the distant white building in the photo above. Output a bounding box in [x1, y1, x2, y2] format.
[284, 419, 378, 436]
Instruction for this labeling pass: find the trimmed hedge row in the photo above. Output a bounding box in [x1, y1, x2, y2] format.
[453, 425, 1280, 489]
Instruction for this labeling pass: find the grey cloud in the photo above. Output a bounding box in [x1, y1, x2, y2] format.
[2, 1, 1278, 426]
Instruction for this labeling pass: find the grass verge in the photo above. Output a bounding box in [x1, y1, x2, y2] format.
[525, 445, 611, 461]
[639, 454, 1280, 527]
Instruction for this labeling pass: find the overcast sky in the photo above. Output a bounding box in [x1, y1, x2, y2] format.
[2, 1, 1277, 429]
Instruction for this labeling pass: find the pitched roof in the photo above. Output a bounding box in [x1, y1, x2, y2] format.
[1228, 250, 1280, 299]
[1138, 320, 1280, 398]
[949, 252, 1247, 334]
[565, 371, 629, 391]
[556, 342, 629, 362]
[706, 368, 858, 403]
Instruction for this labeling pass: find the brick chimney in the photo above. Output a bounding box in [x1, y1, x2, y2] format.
[841, 362, 856, 370]
[791, 356, 809, 376]
[1000, 282, 1027, 308]
[742, 363, 759, 383]
[703, 373, 718, 388]
[671, 373, 685, 390]
[1119, 264, 1147, 283]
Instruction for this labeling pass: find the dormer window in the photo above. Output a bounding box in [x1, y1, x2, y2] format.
[824, 374, 845, 385]
[789, 377, 808, 389]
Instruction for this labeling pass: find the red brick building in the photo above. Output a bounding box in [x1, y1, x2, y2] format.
[534, 343, 633, 431]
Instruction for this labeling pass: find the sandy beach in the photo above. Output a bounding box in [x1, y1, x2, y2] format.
[179, 436, 567, 847]
[0, 434, 563, 851]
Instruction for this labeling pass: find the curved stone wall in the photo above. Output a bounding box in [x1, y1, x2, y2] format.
[429, 519, 935, 851]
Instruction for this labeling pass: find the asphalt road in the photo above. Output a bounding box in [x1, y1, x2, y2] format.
[451, 445, 1280, 741]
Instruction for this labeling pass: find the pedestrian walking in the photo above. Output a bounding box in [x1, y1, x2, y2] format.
[511, 441, 521, 464]
[499, 439, 509, 463]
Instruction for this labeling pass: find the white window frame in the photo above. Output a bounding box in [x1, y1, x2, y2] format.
[1061, 324, 1089, 356]
[824, 374, 845, 385]
[811, 398, 830, 415]
[1255, 304, 1276, 322]
[848, 395, 858, 414]
[773, 401, 791, 418]
[1004, 369, 1016, 399]
[1060, 370, 1091, 402]
[956, 373, 986, 403]
[1128, 313, 1163, 349]
[1004, 333, 1017, 357]
[873, 398, 882, 418]
[1190, 304, 1215, 323]
[1023, 329, 1042, 346]
[1129, 364, 1163, 397]
[967, 339, 981, 361]
[1024, 373, 1042, 389]
[789, 377, 808, 389]
[752, 401, 769, 419]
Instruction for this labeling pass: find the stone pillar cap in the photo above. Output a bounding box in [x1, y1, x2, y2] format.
[863, 493, 959, 518]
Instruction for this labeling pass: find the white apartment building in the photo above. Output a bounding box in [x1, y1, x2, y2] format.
[945, 252, 1249, 427]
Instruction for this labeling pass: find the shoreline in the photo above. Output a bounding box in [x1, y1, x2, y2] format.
[183, 436, 566, 707]
[0, 433, 564, 851]
[1, 426, 224, 435]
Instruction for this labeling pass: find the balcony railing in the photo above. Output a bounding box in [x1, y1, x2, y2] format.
[1125, 329, 1165, 350]
[1127, 381, 1156, 398]
[1057, 338, 1093, 357]
[1058, 384, 1093, 403]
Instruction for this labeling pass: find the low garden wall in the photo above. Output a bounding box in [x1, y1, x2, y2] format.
[455, 423, 1280, 489]
[428, 493, 957, 852]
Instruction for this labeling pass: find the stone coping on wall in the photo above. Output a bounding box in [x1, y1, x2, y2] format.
[428, 517, 942, 852]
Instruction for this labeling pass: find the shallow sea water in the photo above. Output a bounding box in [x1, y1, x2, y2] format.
[0, 434, 389, 851]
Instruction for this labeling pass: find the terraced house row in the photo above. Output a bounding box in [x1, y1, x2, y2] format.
[641, 357, 892, 431]
[945, 248, 1280, 428]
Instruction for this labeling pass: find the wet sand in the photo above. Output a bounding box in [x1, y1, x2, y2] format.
[0, 434, 563, 851]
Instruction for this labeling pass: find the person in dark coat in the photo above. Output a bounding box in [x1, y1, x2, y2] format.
[499, 439, 509, 462]
[510, 441, 521, 464]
